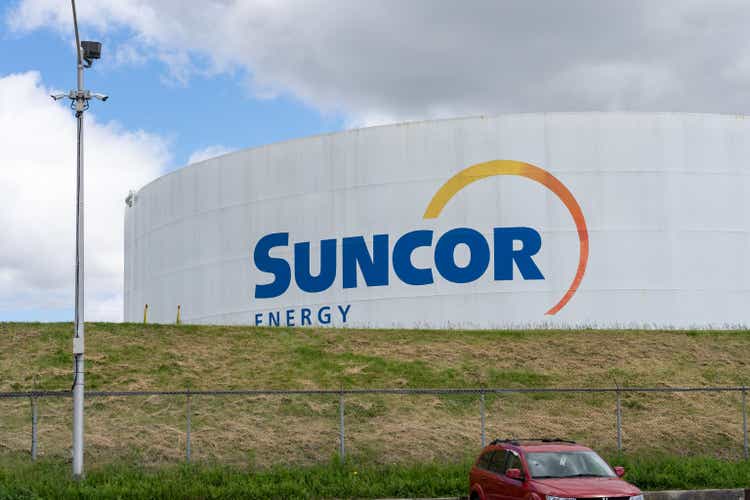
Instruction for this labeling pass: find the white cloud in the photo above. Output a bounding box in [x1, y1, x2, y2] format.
[112, 41, 148, 67]
[0, 71, 167, 321]
[541, 63, 682, 112]
[187, 145, 232, 165]
[8, 0, 750, 122]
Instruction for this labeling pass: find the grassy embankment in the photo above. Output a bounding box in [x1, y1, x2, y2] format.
[0, 323, 749, 470]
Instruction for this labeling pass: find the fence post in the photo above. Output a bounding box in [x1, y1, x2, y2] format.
[742, 386, 748, 460]
[616, 386, 623, 453]
[143, 304, 149, 324]
[339, 390, 346, 460]
[186, 390, 192, 463]
[480, 391, 486, 447]
[30, 397, 38, 462]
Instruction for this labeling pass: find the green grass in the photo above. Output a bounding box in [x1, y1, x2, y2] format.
[0, 456, 748, 499]
[0, 458, 467, 500]
[614, 454, 750, 490]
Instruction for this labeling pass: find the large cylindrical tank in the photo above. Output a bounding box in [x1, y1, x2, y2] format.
[124, 113, 750, 328]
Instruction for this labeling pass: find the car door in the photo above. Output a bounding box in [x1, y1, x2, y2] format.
[499, 450, 528, 500]
[471, 450, 497, 500]
[484, 450, 509, 500]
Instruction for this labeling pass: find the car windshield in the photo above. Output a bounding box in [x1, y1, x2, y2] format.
[526, 451, 616, 479]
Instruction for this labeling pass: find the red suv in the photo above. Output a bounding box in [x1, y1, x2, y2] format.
[469, 439, 642, 500]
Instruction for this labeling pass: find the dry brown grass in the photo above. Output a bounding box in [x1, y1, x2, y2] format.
[0, 323, 748, 465]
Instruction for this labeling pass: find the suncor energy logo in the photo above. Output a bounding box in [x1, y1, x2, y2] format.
[251, 160, 588, 327]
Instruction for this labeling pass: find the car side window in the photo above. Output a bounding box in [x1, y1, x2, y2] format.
[477, 451, 494, 470]
[487, 450, 508, 474]
[505, 451, 523, 474]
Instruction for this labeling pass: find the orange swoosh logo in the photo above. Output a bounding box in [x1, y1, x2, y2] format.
[424, 160, 588, 315]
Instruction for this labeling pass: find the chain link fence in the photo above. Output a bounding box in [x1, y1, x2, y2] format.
[0, 386, 747, 465]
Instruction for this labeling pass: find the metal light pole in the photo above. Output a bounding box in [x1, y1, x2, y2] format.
[51, 0, 108, 478]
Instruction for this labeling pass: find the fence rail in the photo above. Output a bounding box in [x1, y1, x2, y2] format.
[2, 385, 748, 463]
[1, 386, 749, 398]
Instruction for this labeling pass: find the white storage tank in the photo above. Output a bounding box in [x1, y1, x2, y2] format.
[124, 113, 750, 328]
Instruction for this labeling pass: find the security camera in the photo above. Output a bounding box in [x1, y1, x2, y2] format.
[81, 41, 101, 60]
[81, 40, 102, 67]
[91, 93, 109, 102]
[50, 93, 67, 101]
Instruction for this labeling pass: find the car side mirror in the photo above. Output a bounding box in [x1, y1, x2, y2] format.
[614, 466, 625, 477]
[506, 468, 523, 480]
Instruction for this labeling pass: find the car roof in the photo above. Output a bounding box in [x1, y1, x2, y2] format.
[483, 439, 592, 454]
[516, 443, 592, 452]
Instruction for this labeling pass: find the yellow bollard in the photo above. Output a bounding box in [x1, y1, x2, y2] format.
[143, 303, 149, 324]
[176, 304, 182, 325]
